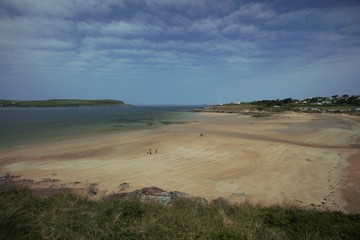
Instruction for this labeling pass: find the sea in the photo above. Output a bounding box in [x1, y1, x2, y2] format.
[0, 106, 199, 149]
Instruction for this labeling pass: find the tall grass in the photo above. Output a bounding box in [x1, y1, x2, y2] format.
[1, 184, 359, 240]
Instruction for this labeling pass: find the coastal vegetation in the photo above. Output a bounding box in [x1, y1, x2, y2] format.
[0, 99, 125, 108]
[204, 95, 360, 116]
[1, 185, 359, 240]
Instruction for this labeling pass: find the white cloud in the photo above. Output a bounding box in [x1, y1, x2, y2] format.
[0, 38, 74, 50]
[101, 21, 162, 36]
[189, 18, 222, 35]
[80, 35, 258, 61]
[1, 0, 73, 17]
[221, 23, 261, 38]
[225, 2, 275, 22]
[0, 0, 359, 103]
[145, 0, 206, 11]
[77, 19, 164, 37]
[339, 25, 360, 35]
[267, 6, 360, 30]
[77, 21, 102, 34]
[81, 37, 151, 49]
[0, 16, 73, 38]
[0, 0, 126, 18]
[0, 15, 76, 52]
[100, 21, 145, 36]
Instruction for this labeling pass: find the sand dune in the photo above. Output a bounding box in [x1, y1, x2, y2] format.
[1, 112, 359, 213]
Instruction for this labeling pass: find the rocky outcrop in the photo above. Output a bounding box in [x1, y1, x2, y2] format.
[139, 187, 172, 205]
[106, 186, 208, 206]
[1, 174, 210, 206]
[87, 183, 99, 196]
[119, 182, 130, 191]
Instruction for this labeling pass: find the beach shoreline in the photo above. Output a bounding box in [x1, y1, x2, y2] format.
[1, 112, 359, 213]
[342, 136, 360, 213]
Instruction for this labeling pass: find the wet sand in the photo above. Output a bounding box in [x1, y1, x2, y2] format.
[343, 135, 360, 213]
[1, 112, 359, 213]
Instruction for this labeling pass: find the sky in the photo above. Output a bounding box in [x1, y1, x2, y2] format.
[0, 0, 359, 105]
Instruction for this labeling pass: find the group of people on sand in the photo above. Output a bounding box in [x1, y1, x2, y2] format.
[146, 148, 158, 155]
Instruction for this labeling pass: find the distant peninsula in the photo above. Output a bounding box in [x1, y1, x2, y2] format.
[197, 95, 360, 116]
[0, 99, 126, 107]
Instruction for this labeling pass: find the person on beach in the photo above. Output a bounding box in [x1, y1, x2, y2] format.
[155, 149, 158, 154]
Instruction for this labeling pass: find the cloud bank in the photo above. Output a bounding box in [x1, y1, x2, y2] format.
[0, 0, 359, 104]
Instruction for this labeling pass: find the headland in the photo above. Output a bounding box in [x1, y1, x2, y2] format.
[0, 99, 126, 107]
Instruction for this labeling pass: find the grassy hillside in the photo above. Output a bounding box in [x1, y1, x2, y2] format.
[205, 95, 360, 115]
[0, 99, 125, 107]
[1, 185, 359, 240]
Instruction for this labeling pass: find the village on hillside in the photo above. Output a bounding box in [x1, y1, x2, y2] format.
[205, 95, 360, 115]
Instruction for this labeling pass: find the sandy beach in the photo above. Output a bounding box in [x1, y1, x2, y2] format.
[1, 112, 359, 213]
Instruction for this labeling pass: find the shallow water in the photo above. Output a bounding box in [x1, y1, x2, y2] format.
[0, 106, 198, 148]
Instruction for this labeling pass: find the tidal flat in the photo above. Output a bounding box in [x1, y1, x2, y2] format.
[1, 109, 359, 213]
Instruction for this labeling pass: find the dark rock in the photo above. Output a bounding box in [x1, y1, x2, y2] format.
[0, 173, 21, 183]
[104, 186, 208, 206]
[211, 197, 228, 206]
[141, 187, 167, 196]
[138, 187, 172, 205]
[119, 182, 129, 191]
[38, 178, 60, 183]
[170, 191, 189, 199]
[141, 193, 172, 205]
[87, 183, 98, 196]
[22, 179, 34, 184]
[191, 196, 208, 206]
[231, 192, 246, 197]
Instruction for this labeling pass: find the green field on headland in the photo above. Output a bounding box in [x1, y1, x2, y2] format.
[202, 95, 360, 116]
[1, 185, 359, 240]
[0, 99, 125, 107]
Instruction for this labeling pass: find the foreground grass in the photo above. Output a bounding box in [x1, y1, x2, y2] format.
[1, 185, 359, 240]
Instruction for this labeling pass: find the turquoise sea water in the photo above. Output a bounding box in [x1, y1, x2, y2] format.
[0, 106, 197, 149]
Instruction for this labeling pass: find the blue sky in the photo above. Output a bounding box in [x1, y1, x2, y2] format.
[0, 0, 359, 105]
